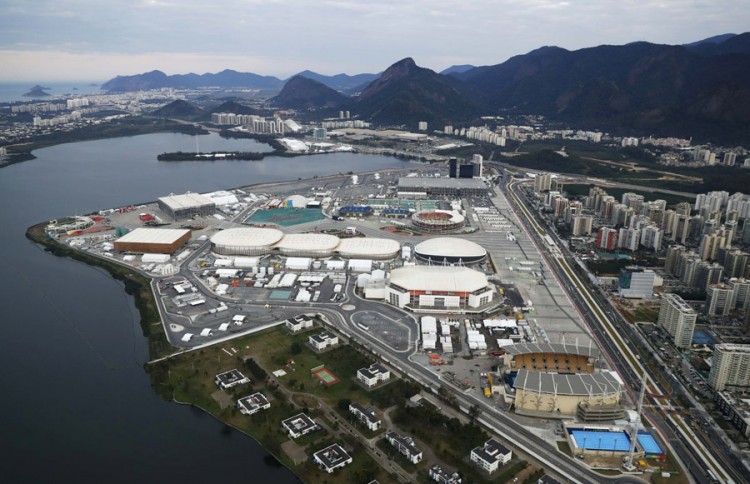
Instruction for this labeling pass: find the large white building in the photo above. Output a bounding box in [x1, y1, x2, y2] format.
[210, 227, 399, 259]
[534, 173, 552, 193]
[158, 192, 215, 221]
[708, 344, 750, 392]
[618, 267, 658, 299]
[414, 237, 487, 264]
[657, 293, 697, 349]
[706, 284, 736, 316]
[385, 266, 495, 312]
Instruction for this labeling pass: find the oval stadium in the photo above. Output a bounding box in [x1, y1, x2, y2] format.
[411, 210, 465, 233]
[414, 237, 487, 264]
[210, 227, 284, 256]
[336, 237, 400, 260]
[275, 233, 341, 257]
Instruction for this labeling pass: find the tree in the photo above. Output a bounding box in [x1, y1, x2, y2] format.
[290, 342, 302, 355]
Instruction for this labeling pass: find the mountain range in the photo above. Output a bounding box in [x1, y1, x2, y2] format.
[110, 33, 750, 142]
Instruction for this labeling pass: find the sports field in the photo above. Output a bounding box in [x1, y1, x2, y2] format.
[311, 367, 341, 386]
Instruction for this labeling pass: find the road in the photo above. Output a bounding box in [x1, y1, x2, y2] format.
[504, 176, 746, 484]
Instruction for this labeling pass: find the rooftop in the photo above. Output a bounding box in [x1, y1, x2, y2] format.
[158, 192, 214, 210]
[500, 342, 600, 358]
[514, 370, 623, 396]
[389, 265, 489, 293]
[414, 236, 486, 259]
[715, 343, 750, 353]
[116, 227, 190, 245]
[398, 177, 487, 190]
[313, 443, 351, 470]
[210, 227, 284, 248]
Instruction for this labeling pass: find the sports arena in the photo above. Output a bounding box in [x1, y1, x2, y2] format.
[500, 342, 600, 374]
[210, 227, 400, 259]
[511, 369, 625, 420]
[385, 265, 495, 312]
[414, 237, 487, 264]
[411, 210, 465, 233]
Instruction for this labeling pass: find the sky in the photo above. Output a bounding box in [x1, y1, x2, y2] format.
[0, 0, 748, 82]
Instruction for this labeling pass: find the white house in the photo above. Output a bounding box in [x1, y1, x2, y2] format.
[357, 363, 391, 388]
[286, 314, 314, 333]
[312, 443, 352, 473]
[386, 431, 423, 464]
[281, 413, 319, 439]
[214, 369, 250, 390]
[309, 331, 339, 351]
[348, 403, 381, 431]
[470, 438, 512, 473]
[237, 392, 270, 415]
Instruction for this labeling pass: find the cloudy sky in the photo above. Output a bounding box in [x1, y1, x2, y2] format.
[0, 0, 748, 82]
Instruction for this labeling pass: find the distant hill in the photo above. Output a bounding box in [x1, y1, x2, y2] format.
[454, 34, 750, 142]
[293, 70, 379, 93]
[101, 69, 283, 92]
[23, 85, 51, 97]
[270, 76, 350, 110]
[151, 100, 203, 117]
[354, 57, 480, 125]
[441, 64, 476, 76]
[684, 33, 737, 47]
[208, 100, 260, 115]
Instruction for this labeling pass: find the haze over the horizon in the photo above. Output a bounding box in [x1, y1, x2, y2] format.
[1, 0, 748, 83]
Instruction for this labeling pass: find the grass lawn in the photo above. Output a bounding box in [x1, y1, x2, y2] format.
[632, 306, 660, 323]
[557, 441, 572, 456]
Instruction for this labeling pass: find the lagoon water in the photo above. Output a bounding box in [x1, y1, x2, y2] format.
[0, 132, 415, 482]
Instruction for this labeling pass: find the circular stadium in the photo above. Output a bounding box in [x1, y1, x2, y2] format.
[335, 237, 400, 260]
[414, 237, 487, 264]
[411, 210, 465, 233]
[275, 233, 341, 257]
[211, 227, 284, 256]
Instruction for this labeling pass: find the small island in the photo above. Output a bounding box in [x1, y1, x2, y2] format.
[157, 151, 269, 161]
[23, 85, 51, 97]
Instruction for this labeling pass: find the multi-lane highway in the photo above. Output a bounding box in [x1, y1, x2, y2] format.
[504, 175, 746, 484]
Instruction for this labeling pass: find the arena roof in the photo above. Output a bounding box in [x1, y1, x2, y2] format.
[389, 266, 489, 293]
[336, 237, 400, 258]
[158, 192, 214, 210]
[282, 195, 309, 208]
[514, 370, 622, 396]
[398, 177, 487, 191]
[501, 342, 600, 358]
[415, 237, 486, 260]
[276, 233, 340, 252]
[210, 227, 284, 248]
[116, 228, 190, 245]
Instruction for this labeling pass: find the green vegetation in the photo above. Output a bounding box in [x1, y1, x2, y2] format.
[2, 117, 208, 169]
[631, 307, 660, 323]
[390, 402, 500, 481]
[562, 183, 692, 207]
[557, 440, 572, 456]
[145, 325, 404, 482]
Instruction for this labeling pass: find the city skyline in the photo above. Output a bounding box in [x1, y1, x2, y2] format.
[0, 0, 749, 82]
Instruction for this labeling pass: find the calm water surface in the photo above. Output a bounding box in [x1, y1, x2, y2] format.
[0, 132, 416, 482]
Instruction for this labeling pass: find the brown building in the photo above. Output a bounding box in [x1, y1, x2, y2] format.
[113, 228, 191, 254]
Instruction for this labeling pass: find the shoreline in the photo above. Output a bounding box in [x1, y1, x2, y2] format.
[24, 167, 427, 483]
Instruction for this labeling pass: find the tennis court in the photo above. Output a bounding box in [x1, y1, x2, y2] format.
[311, 367, 341, 386]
